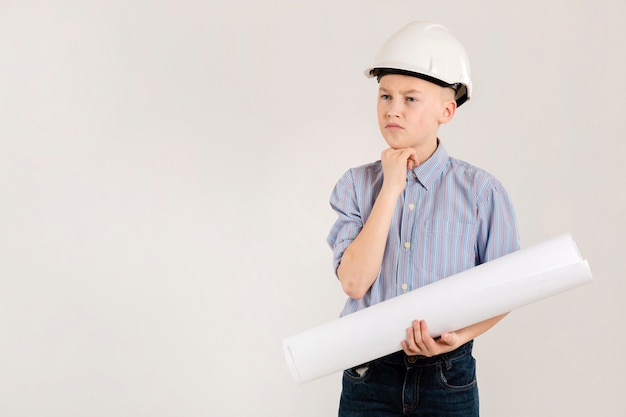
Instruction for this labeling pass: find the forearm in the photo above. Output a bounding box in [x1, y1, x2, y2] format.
[454, 312, 508, 344]
[337, 186, 400, 299]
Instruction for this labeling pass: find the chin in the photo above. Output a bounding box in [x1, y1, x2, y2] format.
[384, 139, 409, 149]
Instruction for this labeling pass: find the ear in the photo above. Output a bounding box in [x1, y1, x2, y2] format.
[438, 99, 457, 124]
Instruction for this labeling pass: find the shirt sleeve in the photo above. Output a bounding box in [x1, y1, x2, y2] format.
[326, 169, 364, 277]
[475, 178, 520, 264]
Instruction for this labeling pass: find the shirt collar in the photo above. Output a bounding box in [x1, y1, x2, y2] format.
[408, 140, 449, 190]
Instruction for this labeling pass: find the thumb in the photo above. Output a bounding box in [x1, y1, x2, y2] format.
[439, 332, 456, 346]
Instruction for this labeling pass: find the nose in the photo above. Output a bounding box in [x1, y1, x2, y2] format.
[386, 100, 401, 118]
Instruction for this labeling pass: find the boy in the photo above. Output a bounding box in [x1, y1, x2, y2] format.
[327, 22, 519, 416]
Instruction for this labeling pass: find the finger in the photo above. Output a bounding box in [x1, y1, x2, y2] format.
[402, 148, 419, 169]
[404, 325, 419, 353]
[382, 148, 408, 166]
[418, 320, 439, 354]
[400, 149, 413, 169]
[438, 332, 456, 347]
[399, 147, 415, 159]
[401, 340, 415, 356]
[412, 320, 427, 350]
[404, 323, 427, 355]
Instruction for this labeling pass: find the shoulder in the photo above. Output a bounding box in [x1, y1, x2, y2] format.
[350, 160, 382, 175]
[337, 160, 383, 185]
[331, 160, 384, 208]
[445, 156, 508, 200]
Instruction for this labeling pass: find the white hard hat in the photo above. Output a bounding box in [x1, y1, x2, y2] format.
[365, 21, 472, 106]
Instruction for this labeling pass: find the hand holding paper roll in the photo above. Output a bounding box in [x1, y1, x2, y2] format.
[401, 316, 505, 358]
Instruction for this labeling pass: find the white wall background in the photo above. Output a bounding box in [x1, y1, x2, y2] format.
[1, 1, 624, 416]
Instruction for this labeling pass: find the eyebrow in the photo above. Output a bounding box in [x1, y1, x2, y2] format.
[378, 87, 424, 95]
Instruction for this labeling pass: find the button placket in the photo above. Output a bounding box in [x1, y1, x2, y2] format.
[398, 182, 418, 295]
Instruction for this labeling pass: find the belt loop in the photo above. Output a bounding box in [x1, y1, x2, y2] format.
[443, 353, 452, 370]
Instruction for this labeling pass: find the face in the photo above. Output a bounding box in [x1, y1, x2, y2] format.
[377, 74, 456, 157]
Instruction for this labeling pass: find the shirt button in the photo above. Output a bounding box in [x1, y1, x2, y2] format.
[408, 203, 415, 210]
[401, 283, 408, 292]
[404, 242, 411, 249]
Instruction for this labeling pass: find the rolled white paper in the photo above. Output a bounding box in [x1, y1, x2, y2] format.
[283, 233, 593, 383]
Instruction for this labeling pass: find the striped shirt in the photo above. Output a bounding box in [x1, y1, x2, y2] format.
[327, 141, 520, 317]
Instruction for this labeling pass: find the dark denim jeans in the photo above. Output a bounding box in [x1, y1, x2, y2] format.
[338, 341, 479, 417]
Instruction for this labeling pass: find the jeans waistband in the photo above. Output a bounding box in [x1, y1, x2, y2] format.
[377, 340, 474, 368]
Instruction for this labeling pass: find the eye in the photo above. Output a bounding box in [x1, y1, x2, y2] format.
[406, 96, 416, 102]
[380, 94, 390, 100]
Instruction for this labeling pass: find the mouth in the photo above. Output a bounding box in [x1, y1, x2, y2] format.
[385, 123, 403, 131]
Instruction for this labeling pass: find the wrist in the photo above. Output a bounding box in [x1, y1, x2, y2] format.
[379, 182, 404, 200]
